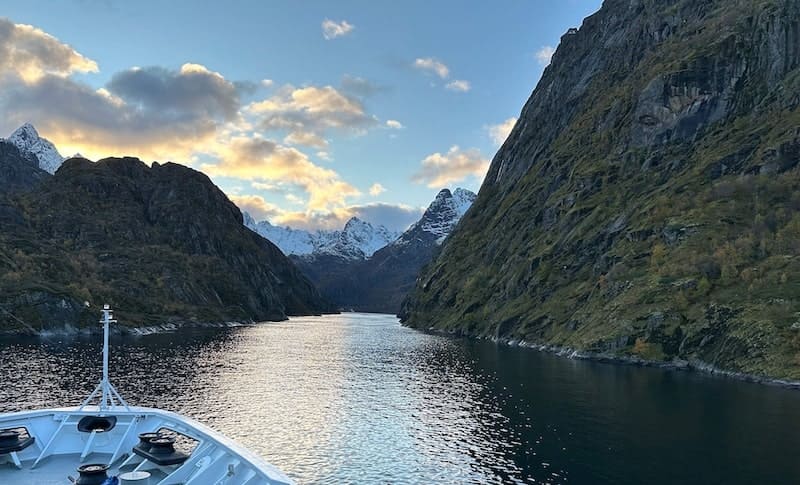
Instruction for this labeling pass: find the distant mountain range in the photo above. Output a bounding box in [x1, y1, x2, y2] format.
[245, 188, 476, 313]
[244, 214, 400, 260]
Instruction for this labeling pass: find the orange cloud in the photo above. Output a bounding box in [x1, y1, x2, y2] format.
[412, 145, 489, 188]
[229, 194, 283, 221]
[0, 18, 98, 83]
[247, 85, 376, 148]
[202, 136, 360, 212]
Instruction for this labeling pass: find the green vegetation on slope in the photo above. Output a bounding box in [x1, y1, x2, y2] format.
[0, 156, 331, 332]
[401, 0, 800, 380]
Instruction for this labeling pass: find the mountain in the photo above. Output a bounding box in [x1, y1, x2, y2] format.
[245, 215, 399, 260]
[400, 0, 800, 381]
[291, 188, 476, 313]
[5, 123, 65, 174]
[0, 155, 332, 332]
[331, 217, 401, 259]
[392, 188, 475, 247]
[0, 140, 50, 195]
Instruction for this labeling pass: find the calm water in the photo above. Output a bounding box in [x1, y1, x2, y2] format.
[1, 313, 799, 484]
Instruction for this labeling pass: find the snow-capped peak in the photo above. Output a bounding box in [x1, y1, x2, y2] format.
[6, 123, 65, 174]
[396, 187, 477, 245]
[452, 188, 476, 218]
[242, 211, 256, 227]
[243, 213, 400, 260]
[244, 214, 319, 256]
[332, 217, 400, 259]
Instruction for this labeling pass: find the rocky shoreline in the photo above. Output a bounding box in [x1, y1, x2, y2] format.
[0, 319, 260, 337]
[420, 327, 800, 390]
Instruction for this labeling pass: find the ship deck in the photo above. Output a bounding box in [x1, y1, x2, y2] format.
[0, 406, 292, 485]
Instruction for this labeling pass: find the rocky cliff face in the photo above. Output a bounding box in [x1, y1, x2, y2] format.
[292, 188, 476, 313]
[401, 0, 800, 380]
[0, 156, 331, 332]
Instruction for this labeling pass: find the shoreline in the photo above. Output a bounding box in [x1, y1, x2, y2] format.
[5, 313, 799, 389]
[416, 326, 800, 390]
[0, 310, 338, 337]
[0, 319, 259, 337]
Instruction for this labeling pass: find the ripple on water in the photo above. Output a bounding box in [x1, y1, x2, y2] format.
[2, 313, 800, 484]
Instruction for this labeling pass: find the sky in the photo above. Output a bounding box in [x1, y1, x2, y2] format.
[0, 0, 602, 231]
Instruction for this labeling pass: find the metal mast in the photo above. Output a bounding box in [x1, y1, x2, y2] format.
[79, 305, 129, 411]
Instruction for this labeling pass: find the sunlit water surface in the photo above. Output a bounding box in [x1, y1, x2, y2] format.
[1, 313, 799, 484]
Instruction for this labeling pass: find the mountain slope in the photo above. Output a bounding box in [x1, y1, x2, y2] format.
[293, 188, 476, 313]
[0, 156, 331, 332]
[6, 123, 64, 174]
[0, 140, 50, 195]
[401, 0, 800, 380]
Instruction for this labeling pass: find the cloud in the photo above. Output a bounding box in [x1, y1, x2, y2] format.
[106, 63, 243, 121]
[0, 18, 98, 82]
[535, 46, 556, 66]
[0, 17, 410, 232]
[247, 84, 377, 147]
[414, 57, 471, 92]
[412, 146, 489, 188]
[201, 136, 360, 212]
[0, 74, 223, 161]
[385, 119, 403, 129]
[413, 57, 449, 79]
[487, 117, 517, 146]
[251, 182, 282, 191]
[285, 193, 305, 205]
[348, 203, 423, 231]
[230, 194, 282, 221]
[445, 80, 471, 92]
[284, 130, 328, 149]
[322, 19, 354, 40]
[0, 22, 244, 162]
[369, 183, 386, 196]
[270, 202, 423, 232]
[340, 74, 386, 97]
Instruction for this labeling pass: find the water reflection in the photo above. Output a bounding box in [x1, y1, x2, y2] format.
[1, 313, 800, 484]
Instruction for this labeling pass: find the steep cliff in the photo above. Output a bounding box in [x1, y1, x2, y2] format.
[0, 156, 331, 332]
[401, 0, 800, 380]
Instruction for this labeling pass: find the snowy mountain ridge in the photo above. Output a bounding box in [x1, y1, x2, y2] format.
[244, 214, 400, 260]
[395, 187, 477, 246]
[244, 187, 477, 260]
[5, 123, 65, 174]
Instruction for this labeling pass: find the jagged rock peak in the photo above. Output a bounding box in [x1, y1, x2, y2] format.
[6, 123, 65, 174]
[413, 187, 477, 243]
[8, 123, 65, 173]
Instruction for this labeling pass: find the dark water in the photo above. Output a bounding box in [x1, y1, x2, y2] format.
[1, 313, 799, 484]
